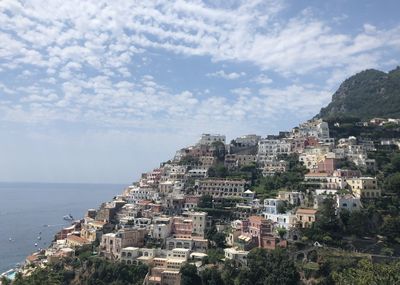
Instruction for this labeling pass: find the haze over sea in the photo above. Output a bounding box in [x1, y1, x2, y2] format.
[0, 182, 125, 273]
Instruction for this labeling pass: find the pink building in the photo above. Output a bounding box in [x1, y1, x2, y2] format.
[171, 217, 193, 238]
[317, 158, 336, 175]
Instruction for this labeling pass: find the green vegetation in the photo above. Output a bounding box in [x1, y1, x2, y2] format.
[179, 248, 299, 285]
[179, 155, 201, 166]
[180, 263, 202, 285]
[252, 154, 308, 198]
[243, 248, 299, 285]
[198, 194, 213, 208]
[208, 163, 260, 183]
[206, 225, 227, 248]
[12, 258, 148, 285]
[332, 259, 400, 284]
[319, 67, 400, 120]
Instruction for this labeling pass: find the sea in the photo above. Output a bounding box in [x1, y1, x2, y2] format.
[0, 182, 126, 273]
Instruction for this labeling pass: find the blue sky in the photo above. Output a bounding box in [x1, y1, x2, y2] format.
[1, 0, 400, 183]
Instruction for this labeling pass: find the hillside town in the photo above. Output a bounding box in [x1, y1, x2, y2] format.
[5, 117, 400, 285]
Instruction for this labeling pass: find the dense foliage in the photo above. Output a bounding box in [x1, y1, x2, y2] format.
[252, 154, 308, 198]
[332, 259, 400, 284]
[319, 67, 400, 120]
[179, 248, 299, 285]
[12, 258, 148, 285]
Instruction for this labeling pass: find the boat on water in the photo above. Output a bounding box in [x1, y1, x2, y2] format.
[63, 214, 74, 221]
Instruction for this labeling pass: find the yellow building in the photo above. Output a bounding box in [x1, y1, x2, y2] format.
[295, 208, 317, 228]
[347, 177, 381, 198]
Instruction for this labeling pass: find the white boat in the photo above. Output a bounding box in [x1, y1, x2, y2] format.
[63, 214, 74, 221]
[34, 243, 38, 247]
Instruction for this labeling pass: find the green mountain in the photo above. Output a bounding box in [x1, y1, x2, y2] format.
[318, 67, 400, 120]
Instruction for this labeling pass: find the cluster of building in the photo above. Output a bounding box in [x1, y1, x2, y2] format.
[23, 118, 395, 285]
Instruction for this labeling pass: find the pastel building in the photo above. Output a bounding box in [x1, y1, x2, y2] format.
[197, 134, 226, 146]
[195, 179, 247, 198]
[347, 177, 381, 198]
[336, 195, 362, 212]
[100, 228, 147, 260]
[295, 208, 317, 228]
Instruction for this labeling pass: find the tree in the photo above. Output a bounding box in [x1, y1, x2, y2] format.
[221, 260, 239, 285]
[212, 232, 227, 248]
[315, 197, 341, 236]
[276, 201, 288, 214]
[380, 216, 400, 242]
[211, 141, 226, 162]
[385, 172, 400, 195]
[346, 210, 370, 236]
[332, 259, 400, 284]
[0, 276, 11, 285]
[244, 248, 299, 285]
[208, 164, 228, 178]
[201, 267, 224, 285]
[390, 153, 400, 172]
[276, 227, 287, 239]
[198, 194, 213, 208]
[180, 263, 202, 285]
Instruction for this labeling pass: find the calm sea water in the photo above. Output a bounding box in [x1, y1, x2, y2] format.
[0, 182, 125, 273]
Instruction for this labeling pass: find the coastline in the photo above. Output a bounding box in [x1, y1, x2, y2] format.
[0, 182, 125, 279]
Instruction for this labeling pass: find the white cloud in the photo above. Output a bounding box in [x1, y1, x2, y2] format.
[0, 0, 399, 134]
[1, 0, 398, 78]
[252, 74, 273, 84]
[207, 70, 246, 80]
[231, 87, 252, 96]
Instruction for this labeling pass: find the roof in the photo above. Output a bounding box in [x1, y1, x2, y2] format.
[137, 256, 153, 260]
[137, 200, 152, 205]
[91, 220, 107, 226]
[190, 252, 208, 257]
[26, 255, 39, 262]
[296, 208, 317, 215]
[248, 215, 264, 222]
[238, 235, 252, 242]
[66, 235, 90, 244]
[172, 248, 190, 252]
[305, 172, 328, 177]
[122, 247, 139, 251]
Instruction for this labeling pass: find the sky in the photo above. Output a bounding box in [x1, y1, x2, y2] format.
[1, 0, 400, 184]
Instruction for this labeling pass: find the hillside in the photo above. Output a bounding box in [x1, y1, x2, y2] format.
[318, 67, 400, 120]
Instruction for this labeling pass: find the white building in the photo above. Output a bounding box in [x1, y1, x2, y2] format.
[195, 179, 247, 198]
[278, 191, 305, 206]
[262, 160, 287, 176]
[167, 248, 190, 261]
[336, 194, 362, 212]
[235, 135, 261, 147]
[183, 211, 207, 237]
[198, 134, 226, 146]
[120, 247, 140, 265]
[151, 217, 172, 240]
[258, 139, 291, 156]
[188, 169, 208, 178]
[294, 119, 330, 139]
[264, 199, 285, 214]
[262, 212, 296, 229]
[126, 185, 160, 203]
[224, 248, 249, 266]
